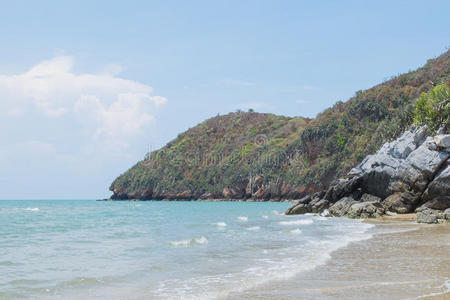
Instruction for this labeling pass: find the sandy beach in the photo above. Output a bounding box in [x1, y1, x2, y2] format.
[228, 215, 450, 300]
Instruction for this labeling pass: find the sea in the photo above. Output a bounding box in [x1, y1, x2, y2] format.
[0, 200, 374, 299]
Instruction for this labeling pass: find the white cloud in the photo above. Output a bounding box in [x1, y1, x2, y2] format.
[0, 55, 167, 145]
[295, 99, 310, 104]
[74, 93, 157, 145]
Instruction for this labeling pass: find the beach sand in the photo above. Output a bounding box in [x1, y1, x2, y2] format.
[228, 215, 450, 300]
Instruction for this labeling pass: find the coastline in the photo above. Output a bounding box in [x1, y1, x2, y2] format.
[99, 198, 296, 202]
[227, 215, 450, 299]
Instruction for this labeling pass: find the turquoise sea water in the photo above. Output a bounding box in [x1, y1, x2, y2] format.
[0, 200, 373, 299]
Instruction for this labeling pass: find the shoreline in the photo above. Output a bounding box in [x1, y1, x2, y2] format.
[99, 198, 297, 202]
[228, 215, 450, 299]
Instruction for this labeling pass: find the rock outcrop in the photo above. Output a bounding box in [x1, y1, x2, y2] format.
[285, 127, 450, 223]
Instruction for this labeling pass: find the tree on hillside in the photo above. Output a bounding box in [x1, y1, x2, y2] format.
[414, 82, 450, 132]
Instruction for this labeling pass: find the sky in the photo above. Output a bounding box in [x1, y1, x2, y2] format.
[0, 0, 449, 199]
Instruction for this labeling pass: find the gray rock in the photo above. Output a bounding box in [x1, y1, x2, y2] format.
[285, 203, 310, 215]
[329, 197, 358, 217]
[324, 176, 362, 202]
[383, 192, 412, 214]
[434, 134, 450, 148]
[393, 162, 429, 193]
[421, 196, 450, 210]
[417, 209, 439, 224]
[444, 208, 450, 220]
[406, 137, 449, 178]
[376, 126, 426, 159]
[361, 167, 396, 198]
[347, 201, 385, 218]
[360, 193, 382, 202]
[310, 199, 329, 213]
[358, 154, 401, 175]
[297, 194, 313, 205]
[422, 162, 450, 201]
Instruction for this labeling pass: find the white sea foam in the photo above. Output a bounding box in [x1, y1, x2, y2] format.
[289, 228, 302, 234]
[272, 210, 283, 215]
[195, 237, 208, 244]
[320, 209, 330, 217]
[135, 204, 142, 207]
[279, 219, 313, 226]
[170, 237, 208, 247]
[24, 207, 39, 212]
[237, 216, 248, 222]
[247, 226, 260, 231]
[156, 221, 374, 300]
[262, 215, 269, 219]
[215, 222, 227, 227]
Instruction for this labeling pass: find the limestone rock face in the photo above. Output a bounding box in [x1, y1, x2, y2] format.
[286, 127, 450, 222]
[422, 162, 450, 204]
[405, 137, 449, 178]
[434, 134, 450, 148]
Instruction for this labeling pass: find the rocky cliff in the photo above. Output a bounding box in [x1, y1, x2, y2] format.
[285, 127, 450, 223]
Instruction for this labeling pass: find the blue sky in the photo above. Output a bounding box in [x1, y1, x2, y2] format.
[0, 0, 449, 199]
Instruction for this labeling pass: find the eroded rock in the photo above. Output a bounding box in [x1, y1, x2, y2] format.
[434, 134, 450, 148]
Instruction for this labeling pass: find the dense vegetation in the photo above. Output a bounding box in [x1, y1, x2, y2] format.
[110, 50, 450, 200]
[414, 83, 450, 131]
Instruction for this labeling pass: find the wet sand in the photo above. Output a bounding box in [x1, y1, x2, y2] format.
[228, 216, 450, 300]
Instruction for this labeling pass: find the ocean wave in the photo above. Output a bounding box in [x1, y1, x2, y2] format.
[170, 237, 208, 247]
[215, 222, 227, 227]
[279, 219, 313, 226]
[262, 215, 269, 219]
[272, 210, 283, 215]
[289, 228, 302, 234]
[237, 216, 248, 222]
[247, 226, 260, 231]
[156, 228, 373, 299]
[24, 207, 39, 212]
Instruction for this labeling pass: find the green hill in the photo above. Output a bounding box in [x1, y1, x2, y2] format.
[110, 50, 450, 200]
